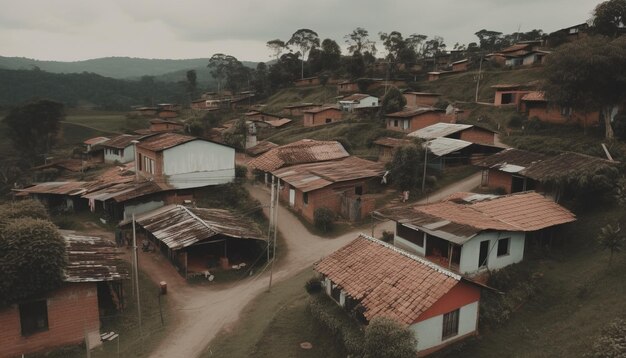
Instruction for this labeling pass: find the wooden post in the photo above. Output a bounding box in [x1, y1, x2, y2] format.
[132, 214, 142, 335]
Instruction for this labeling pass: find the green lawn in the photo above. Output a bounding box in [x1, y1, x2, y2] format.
[203, 268, 344, 358]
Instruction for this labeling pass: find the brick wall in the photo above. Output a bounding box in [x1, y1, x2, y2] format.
[527, 106, 600, 127]
[486, 169, 513, 193]
[459, 128, 495, 145]
[0, 283, 100, 357]
[303, 110, 343, 127]
[404, 94, 439, 107]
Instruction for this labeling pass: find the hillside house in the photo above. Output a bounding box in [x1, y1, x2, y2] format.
[283, 103, 320, 116]
[149, 119, 184, 132]
[427, 71, 456, 81]
[552, 23, 589, 42]
[294, 76, 320, 87]
[409, 122, 497, 145]
[337, 80, 360, 93]
[338, 94, 379, 112]
[127, 205, 266, 278]
[83, 136, 109, 163]
[451, 59, 469, 72]
[386, 107, 448, 132]
[0, 234, 127, 357]
[522, 50, 551, 66]
[373, 137, 413, 162]
[247, 139, 349, 182]
[157, 109, 178, 119]
[136, 132, 235, 189]
[422, 137, 503, 169]
[273, 156, 384, 222]
[403, 92, 442, 108]
[315, 234, 482, 355]
[245, 110, 283, 122]
[476, 149, 547, 193]
[102, 134, 142, 164]
[491, 84, 535, 107]
[303, 106, 343, 127]
[84, 136, 109, 152]
[136, 107, 158, 117]
[376, 191, 576, 275]
[520, 91, 600, 127]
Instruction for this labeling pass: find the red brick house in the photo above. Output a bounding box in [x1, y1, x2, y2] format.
[409, 122, 497, 145]
[283, 103, 320, 116]
[303, 106, 343, 127]
[492, 84, 534, 107]
[315, 234, 482, 356]
[403, 92, 442, 108]
[337, 80, 360, 93]
[149, 119, 184, 132]
[273, 156, 384, 222]
[294, 76, 320, 87]
[476, 149, 547, 193]
[520, 91, 600, 127]
[386, 107, 448, 132]
[451, 59, 469, 72]
[0, 235, 127, 357]
[373, 137, 413, 162]
[157, 109, 179, 119]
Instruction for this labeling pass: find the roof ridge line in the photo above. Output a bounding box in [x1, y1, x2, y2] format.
[358, 233, 461, 281]
[179, 205, 218, 236]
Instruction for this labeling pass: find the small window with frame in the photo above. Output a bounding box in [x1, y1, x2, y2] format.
[19, 300, 49, 336]
[442, 308, 459, 340]
[497, 238, 510, 257]
[303, 192, 309, 205]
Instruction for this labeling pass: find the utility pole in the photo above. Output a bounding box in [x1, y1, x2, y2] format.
[267, 176, 275, 262]
[268, 179, 279, 290]
[132, 214, 142, 335]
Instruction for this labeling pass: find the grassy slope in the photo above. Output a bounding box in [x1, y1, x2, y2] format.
[262, 86, 339, 113]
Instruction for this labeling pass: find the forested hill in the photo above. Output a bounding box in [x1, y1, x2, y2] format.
[0, 69, 189, 110]
[0, 56, 258, 84]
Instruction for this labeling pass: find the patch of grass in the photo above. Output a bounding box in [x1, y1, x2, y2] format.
[203, 268, 344, 358]
[263, 86, 339, 113]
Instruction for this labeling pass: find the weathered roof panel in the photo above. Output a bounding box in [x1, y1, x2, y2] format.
[408, 122, 473, 140]
[247, 139, 349, 172]
[64, 234, 128, 282]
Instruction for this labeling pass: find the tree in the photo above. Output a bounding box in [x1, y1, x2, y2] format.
[251, 62, 271, 98]
[207, 54, 249, 93]
[0, 200, 49, 229]
[314, 207, 335, 233]
[381, 87, 407, 114]
[186, 69, 197, 100]
[389, 143, 423, 191]
[544, 36, 626, 139]
[379, 31, 406, 61]
[475, 29, 504, 51]
[345, 27, 377, 56]
[363, 317, 418, 358]
[266, 39, 286, 62]
[287, 29, 320, 79]
[2, 99, 64, 164]
[592, 0, 626, 37]
[597, 223, 625, 266]
[0, 218, 67, 306]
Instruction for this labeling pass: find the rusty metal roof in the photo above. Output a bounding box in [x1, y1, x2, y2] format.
[386, 107, 444, 118]
[373, 137, 413, 148]
[521, 91, 547, 102]
[377, 191, 576, 244]
[64, 234, 128, 282]
[303, 106, 341, 114]
[315, 234, 461, 325]
[14, 181, 88, 196]
[520, 152, 617, 182]
[476, 148, 547, 172]
[137, 132, 197, 151]
[102, 134, 142, 149]
[409, 123, 474, 140]
[83, 180, 168, 203]
[84, 136, 110, 145]
[132, 204, 265, 250]
[265, 118, 292, 127]
[273, 156, 385, 193]
[340, 93, 375, 102]
[247, 139, 349, 172]
[246, 141, 279, 156]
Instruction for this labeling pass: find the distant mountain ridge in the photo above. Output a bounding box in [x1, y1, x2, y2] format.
[0, 56, 259, 84]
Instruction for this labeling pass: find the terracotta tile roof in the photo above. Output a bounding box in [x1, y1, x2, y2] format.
[386, 107, 444, 118]
[373, 137, 413, 148]
[303, 106, 341, 114]
[137, 132, 197, 151]
[64, 234, 128, 282]
[102, 134, 142, 149]
[499, 43, 531, 53]
[315, 234, 461, 325]
[84, 136, 110, 145]
[521, 91, 547, 102]
[265, 118, 292, 127]
[341, 93, 374, 102]
[377, 191, 576, 244]
[273, 156, 385, 192]
[247, 139, 349, 172]
[246, 141, 278, 156]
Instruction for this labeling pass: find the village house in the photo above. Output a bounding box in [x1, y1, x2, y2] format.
[315, 234, 483, 355]
[491, 83, 535, 107]
[487, 41, 542, 66]
[385, 107, 448, 132]
[135, 107, 158, 117]
[273, 156, 384, 222]
[522, 50, 551, 66]
[451, 59, 470, 72]
[551, 23, 589, 42]
[476, 148, 547, 193]
[520, 91, 600, 127]
[0, 234, 127, 357]
[135, 132, 235, 189]
[245, 110, 283, 122]
[421, 137, 503, 169]
[247, 139, 349, 182]
[83, 136, 109, 163]
[403, 92, 442, 108]
[149, 118, 185, 133]
[126, 204, 266, 278]
[245, 141, 279, 157]
[373, 137, 413, 162]
[337, 80, 360, 93]
[282, 103, 320, 116]
[427, 71, 456, 81]
[338, 94, 379, 112]
[303, 106, 343, 127]
[409, 122, 497, 145]
[102, 134, 143, 164]
[294, 76, 320, 87]
[376, 191, 576, 275]
[157, 108, 179, 119]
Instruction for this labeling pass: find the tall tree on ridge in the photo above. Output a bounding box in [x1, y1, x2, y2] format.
[287, 29, 320, 79]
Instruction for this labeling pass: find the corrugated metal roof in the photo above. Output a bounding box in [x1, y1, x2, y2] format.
[64, 234, 128, 282]
[15, 182, 88, 196]
[315, 234, 460, 325]
[520, 152, 617, 182]
[303, 106, 341, 114]
[132, 204, 265, 250]
[247, 139, 349, 172]
[476, 148, 547, 170]
[426, 137, 473, 156]
[373, 137, 413, 148]
[84, 136, 110, 145]
[409, 123, 474, 140]
[273, 156, 384, 193]
[340, 93, 374, 102]
[137, 132, 197, 152]
[386, 107, 444, 118]
[246, 141, 278, 156]
[102, 134, 142, 149]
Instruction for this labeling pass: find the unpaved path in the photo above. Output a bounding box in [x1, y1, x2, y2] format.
[144, 173, 481, 358]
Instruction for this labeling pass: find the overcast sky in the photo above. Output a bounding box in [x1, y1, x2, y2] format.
[0, 0, 601, 62]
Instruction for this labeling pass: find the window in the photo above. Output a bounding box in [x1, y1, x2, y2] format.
[442, 309, 459, 340]
[330, 282, 341, 303]
[303, 192, 308, 205]
[497, 238, 510, 257]
[19, 300, 48, 336]
[355, 185, 363, 195]
[325, 118, 332, 123]
[561, 107, 573, 116]
[396, 222, 424, 247]
[394, 119, 399, 127]
[481, 170, 489, 186]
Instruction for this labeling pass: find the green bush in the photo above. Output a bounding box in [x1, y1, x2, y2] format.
[363, 317, 418, 358]
[314, 207, 335, 233]
[305, 277, 322, 293]
[508, 114, 525, 128]
[307, 294, 364, 356]
[0, 218, 67, 306]
[235, 164, 248, 179]
[381, 230, 394, 243]
[587, 318, 626, 357]
[0, 199, 49, 229]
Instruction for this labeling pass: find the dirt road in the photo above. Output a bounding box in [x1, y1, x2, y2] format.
[145, 174, 480, 358]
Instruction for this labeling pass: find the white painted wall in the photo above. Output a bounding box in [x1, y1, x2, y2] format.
[162, 140, 235, 189]
[394, 235, 426, 257]
[459, 231, 525, 274]
[104, 145, 135, 164]
[410, 301, 479, 353]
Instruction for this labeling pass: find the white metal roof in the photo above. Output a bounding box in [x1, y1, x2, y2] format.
[409, 123, 473, 140]
[425, 137, 473, 157]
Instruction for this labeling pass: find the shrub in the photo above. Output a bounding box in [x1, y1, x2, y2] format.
[587, 318, 626, 357]
[314, 207, 335, 233]
[235, 164, 247, 179]
[0, 199, 49, 229]
[381, 230, 394, 243]
[0, 218, 67, 306]
[305, 277, 322, 293]
[307, 294, 364, 356]
[508, 114, 525, 128]
[363, 317, 418, 358]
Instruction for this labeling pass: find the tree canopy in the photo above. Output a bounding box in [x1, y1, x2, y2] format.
[2, 99, 64, 164]
[287, 29, 320, 79]
[0, 199, 49, 229]
[543, 35, 626, 139]
[381, 87, 407, 114]
[363, 317, 418, 358]
[592, 0, 626, 37]
[389, 142, 423, 191]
